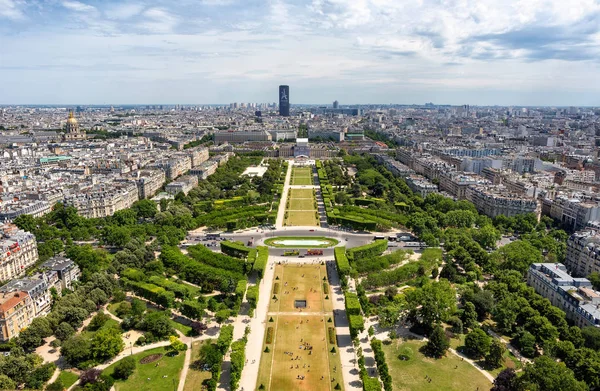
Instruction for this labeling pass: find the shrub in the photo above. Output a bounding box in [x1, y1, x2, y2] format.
[217, 325, 234, 354]
[344, 292, 362, 316]
[328, 327, 336, 344]
[334, 247, 351, 276]
[273, 283, 280, 294]
[323, 282, 329, 294]
[113, 356, 136, 380]
[266, 327, 274, 344]
[246, 285, 259, 309]
[253, 246, 269, 278]
[348, 315, 365, 339]
[347, 240, 387, 262]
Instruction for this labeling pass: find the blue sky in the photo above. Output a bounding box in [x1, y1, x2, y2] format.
[1, 0, 599, 105]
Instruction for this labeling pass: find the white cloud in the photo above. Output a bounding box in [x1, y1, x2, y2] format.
[137, 8, 179, 33]
[62, 1, 96, 13]
[104, 3, 144, 20]
[0, 0, 25, 20]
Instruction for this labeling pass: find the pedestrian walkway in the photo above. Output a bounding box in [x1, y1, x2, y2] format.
[275, 163, 292, 229]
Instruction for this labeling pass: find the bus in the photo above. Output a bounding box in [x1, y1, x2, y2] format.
[283, 250, 300, 256]
[307, 249, 323, 256]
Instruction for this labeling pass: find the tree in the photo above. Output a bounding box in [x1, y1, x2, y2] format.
[485, 340, 506, 369]
[170, 336, 187, 352]
[113, 356, 136, 380]
[55, 322, 75, 341]
[91, 327, 124, 361]
[61, 335, 92, 367]
[516, 356, 588, 391]
[89, 288, 109, 306]
[25, 362, 56, 389]
[425, 325, 450, 358]
[13, 214, 37, 233]
[87, 312, 110, 331]
[465, 328, 491, 359]
[588, 272, 600, 291]
[0, 375, 16, 391]
[141, 311, 174, 339]
[514, 330, 537, 358]
[131, 299, 146, 317]
[491, 368, 517, 391]
[215, 309, 231, 324]
[582, 326, 600, 351]
[405, 281, 456, 332]
[474, 224, 501, 249]
[80, 369, 102, 386]
[461, 301, 478, 329]
[471, 290, 495, 320]
[491, 241, 543, 275]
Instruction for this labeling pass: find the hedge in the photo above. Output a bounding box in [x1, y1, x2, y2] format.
[188, 244, 247, 274]
[328, 327, 336, 345]
[266, 327, 274, 344]
[230, 337, 247, 391]
[217, 325, 234, 354]
[235, 279, 247, 298]
[345, 292, 362, 315]
[160, 246, 243, 293]
[348, 314, 365, 339]
[323, 282, 329, 294]
[121, 268, 145, 281]
[122, 278, 176, 308]
[220, 241, 253, 259]
[148, 276, 193, 299]
[347, 240, 387, 263]
[180, 300, 205, 320]
[371, 338, 392, 391]
[253, 246, 269, 278]
[361, 375, 382, 391]
[246, 285, 259, 309]
[334, 247, 351, 277]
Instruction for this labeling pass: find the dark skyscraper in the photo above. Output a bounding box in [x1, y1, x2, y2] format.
[333, 100, 339, 109]
[279, 85, 290, 117]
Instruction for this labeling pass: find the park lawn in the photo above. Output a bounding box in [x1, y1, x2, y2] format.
[170, 320, 193, 337]
[291, 177, 313, 186]
[183, 340, 214, 391]
[107, 302, 124, 318]
[292, 167, 312, 176]
[485, 349, 523, 378]
[289, 198, 317, 211]
[285, 211, 319, 226]
[382, 339, 491, 391]
[257, 314, 343, 391]
[289, 188, 314, 199]
[270, 264, 332, 313]
[103, 346, 186, 391]
[57, 370, 79, 388]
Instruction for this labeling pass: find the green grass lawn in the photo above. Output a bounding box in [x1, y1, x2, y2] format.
[103, 346, 186, 391]
[285, 211, 319, 226]
[289, 198, 316, 211]
[289, 188, 314, 199]
[382, 339, 491, 391]
[57, 370, 79, 389]
[107, 302, 123, 318]
[183, 340, 213, 391]
[170, 320, 193, 337]
[291, 177, 313, 185]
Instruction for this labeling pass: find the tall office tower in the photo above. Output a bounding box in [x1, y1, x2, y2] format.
[333, 100, 339, 109]
[279, 85, 290, 116]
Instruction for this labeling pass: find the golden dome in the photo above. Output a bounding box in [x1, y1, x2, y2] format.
[67, 111, 78, 125]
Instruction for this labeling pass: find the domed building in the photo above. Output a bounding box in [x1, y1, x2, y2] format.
[63, 111, 86, 142]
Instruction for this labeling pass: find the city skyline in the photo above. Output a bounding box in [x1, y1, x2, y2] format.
[1, 0, 600, 106]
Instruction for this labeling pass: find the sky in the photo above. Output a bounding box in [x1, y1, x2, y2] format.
[1, 0, 600, 106]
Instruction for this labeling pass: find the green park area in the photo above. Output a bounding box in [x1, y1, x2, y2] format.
[291, 166, 313, 186]
[382, 339, 491, 391]
[264, 236, 339, 248]
[103, 346, 186, 391]
[285, 188, 319, 226]
[183, 340, 214, 391]
[257, 264, 342, 391]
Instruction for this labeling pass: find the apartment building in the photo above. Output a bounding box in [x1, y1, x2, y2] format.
[527, 263, 600, 328]
[0, 277, 51, 317]
[466, 185, 538, 218]
[65, 181, 139, 218]
[165, 175, 199, 196]
[565, 229, 600, 277]
[136, 169, 166, 199]
[0, 290, 33, 341]
[190, 161, 218, 180]
[405, 175, 438, 198]
[439, 172, 488, 200]
[41, 256, 81, 292]
[541, 196, 600, 231]
[187, 147, 209, 167]
[0, 224, 38, 281]
[148, 155, 192, 180]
